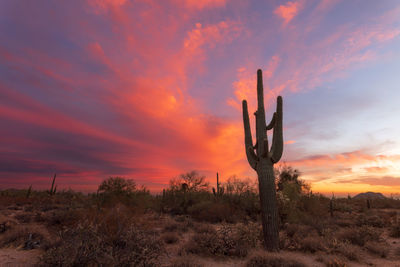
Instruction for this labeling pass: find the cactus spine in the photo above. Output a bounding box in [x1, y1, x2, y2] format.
[242, 69, 283, 251]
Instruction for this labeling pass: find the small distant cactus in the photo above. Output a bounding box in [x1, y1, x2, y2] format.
[49, 173, 57, 196]
[367, 199, 371, 209]
[330, 199, 334, 217]
[212, 172, 224, 197]
[26, 185, 32, 198]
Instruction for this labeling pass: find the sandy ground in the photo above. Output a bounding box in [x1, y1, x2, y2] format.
[0, 248, 41, 266]
[0, 236, 400, 267]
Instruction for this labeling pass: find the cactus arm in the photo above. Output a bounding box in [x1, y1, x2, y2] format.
[266, 112, 276, 130]
[269, 96, 283, 163]
[253, 141, 258, 149]
[242, 100, 258, 170]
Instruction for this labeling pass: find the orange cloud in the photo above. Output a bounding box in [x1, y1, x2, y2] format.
[274, 1, 302, 25]
[229, 56, 283, 111]
[283, 150, 400, 194]
[364, 166, 389, 173]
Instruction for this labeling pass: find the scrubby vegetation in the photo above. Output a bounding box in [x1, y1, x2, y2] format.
[0, 168, 400, 266]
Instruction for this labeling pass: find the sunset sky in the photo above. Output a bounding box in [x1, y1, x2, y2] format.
[1, 0, 400, 195]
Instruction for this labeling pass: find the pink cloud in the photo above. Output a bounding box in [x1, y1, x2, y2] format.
[274, 1, 302, 25]
[88, 0, 127, 11]
[179, 0, 227, 10]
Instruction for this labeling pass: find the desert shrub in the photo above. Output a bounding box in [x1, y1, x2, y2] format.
[389, 223, 400, 238]
[185, 223, 256, 257]
[275, 166, 309, 193]
[96, 177, 152, 210]
[335, 243, 361, 261]
[364, 241, 388, 258]
[368, 198, 400, 209]
[291, 225, 317, 240]
[95, 204, 136, 244]
[109, 225, 164, 266]
[98, 177, 136, 195]
[299, 194, 329, 217]
[40, 224, 111, 266]
[193, 222, 215, 234]
[185, 231, 221, 255]
[23, 205, 34, 212]
[0, 220, 15, 234]
[169, 171, 209, 193]
[40, 223, 163, 266]
[235, 222, 262, 248]
[14, 212, 32, 223]
[180, 217, 194, 232]
[188, 201, 234, 223]
[356, 214, 385, 228]
[284, 223, 298, 238]
[334, 218, 354, 227]
[299, 235, 326, 253]
[162, 232, 179, 244]
[174, 215, 187, 222]
[324, 258, 347, 267]
[42, 208, 80, 227]
[281, 224, 325, 252]
[277, 184, 329, 226]
[337, 226, 381, 246]
[0, 225, 52, 249]
[164, 220, 180, 232]
[223, 176, 260, 219]
[246, 252, 306, 267]
[334, 202, 352, 213]
[169, 256, 204, 267]
[275, 166, 310, 225]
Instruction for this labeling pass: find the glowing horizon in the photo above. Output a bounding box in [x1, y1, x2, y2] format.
[1, 0, 400, 196]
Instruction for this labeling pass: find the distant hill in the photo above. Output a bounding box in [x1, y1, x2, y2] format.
[353, 192, 386, 200]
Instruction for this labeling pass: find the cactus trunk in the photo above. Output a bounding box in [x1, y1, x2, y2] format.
[242, 69, 283, 251]
[258, 161, 279, 250]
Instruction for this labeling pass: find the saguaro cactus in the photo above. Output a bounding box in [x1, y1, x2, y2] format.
[212, 172, 224, 197]
[242, 69, 283, 251]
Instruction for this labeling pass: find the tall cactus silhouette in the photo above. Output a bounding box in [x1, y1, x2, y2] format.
[242, 69, 283, 251]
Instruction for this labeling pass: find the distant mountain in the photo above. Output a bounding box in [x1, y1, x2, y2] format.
[353, 192, 386, 200]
